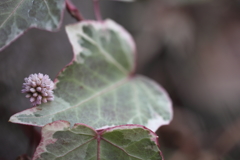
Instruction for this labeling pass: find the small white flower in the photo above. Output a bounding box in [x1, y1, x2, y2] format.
[22, 73, 54, 106]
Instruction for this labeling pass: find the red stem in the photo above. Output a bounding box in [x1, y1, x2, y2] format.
[93, 0, 102, 21]
[66, 0, 84, 21]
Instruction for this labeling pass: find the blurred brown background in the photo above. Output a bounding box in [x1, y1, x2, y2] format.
[1, 0, 240, 159]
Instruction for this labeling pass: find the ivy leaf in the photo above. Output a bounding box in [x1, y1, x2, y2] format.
[0, 0, 65, 51]
[33, 120, 163, 160]
[9, 19, 172, 131]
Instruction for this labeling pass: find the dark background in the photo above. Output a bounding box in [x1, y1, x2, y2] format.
[1, 0, 240, 159]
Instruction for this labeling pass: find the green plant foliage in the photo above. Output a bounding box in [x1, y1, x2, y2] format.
[0, 0, 65, 51]
[9, 19, 172, 131]
[33, 121, 163, 160]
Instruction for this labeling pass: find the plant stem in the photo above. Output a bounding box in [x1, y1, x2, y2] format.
[66, 0, 84, 21]
[93, 0, 102, 21]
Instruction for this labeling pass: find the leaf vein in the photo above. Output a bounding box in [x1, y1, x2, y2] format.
[43, 0, 58, 25]
[80, 31, 128, 74]
[18, 77, 130, 120]
[55, 137, 96, 158]
[101, 137, 142, 160]
[0, 0, 24, 28]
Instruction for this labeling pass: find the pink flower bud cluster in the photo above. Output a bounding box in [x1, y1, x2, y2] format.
[22, 73, 54, 106]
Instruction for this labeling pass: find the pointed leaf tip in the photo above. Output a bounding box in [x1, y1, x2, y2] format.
[0, 0, 65, 51]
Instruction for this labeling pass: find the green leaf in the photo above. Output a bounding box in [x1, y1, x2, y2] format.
[33, 120, 163, 160]
[9, 19, 172, 131]
[0, 0, 65, 51]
